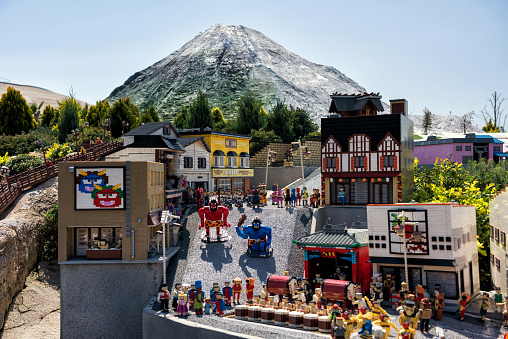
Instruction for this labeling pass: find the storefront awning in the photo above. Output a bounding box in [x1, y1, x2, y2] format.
[368, 257, 455, 267]
[494, 151, 508, 157]
[227, 151, 238, 157]
[240, 152, 250, 157]
[213, 150, 225, 156]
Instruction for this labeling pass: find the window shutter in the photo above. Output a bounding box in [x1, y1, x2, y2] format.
[351, 157, 355, 170]
[380, 156, 384, 170]
[394, 156, 398, 170]
[323, 158, 327, 171]
[335, 157, 340, 171]
[364, 157, 368, 170]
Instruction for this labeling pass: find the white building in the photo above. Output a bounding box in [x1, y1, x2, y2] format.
[490, 189, 508, 292]
[177, 137, 212, 191]
[367, 203, 480, 304]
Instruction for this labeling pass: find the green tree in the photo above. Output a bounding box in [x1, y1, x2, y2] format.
[289, 105, 318, 140]
[267, 99, 292, 142]
[36, 204, 58, 261]
[80, 103, 89, 122]
[212, 107, 228, 131]
[173, 106, 188, 129]
[412, 157, 497, 289]
[0, 86, 37, 135]
[422, 107, 433, 134]
[479, 91, 506, 132]
[109, 97, 139, 138]
[85, 99, 111, 127]
[30, 101, 44, 121]
[482, 118, 500, 133]
[235, 94, 265, 135]
[57, 94, 81, 143]
[40, 105, 57, 127]
[145, 105, 159, 122]
[249, 129, 281, 155]
[186, 91, 213, 131]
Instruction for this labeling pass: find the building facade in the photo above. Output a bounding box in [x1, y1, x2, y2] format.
[177, 137, 212, 191]
[414, 133, 507, 166]
[179, 130, 253, 192]
[368, 203, 480, 304]
[490, 188, 508, 292]
[321, 94, 414, 205]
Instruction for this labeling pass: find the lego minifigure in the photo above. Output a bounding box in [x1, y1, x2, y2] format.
[302, 187, 309, 207]
[480, 292, 490, 322]
[433, 291, 445, 321]
[398, 300, 418, 337]
[329, 304, 342, 326]
[311, 189, 320, 208]
[176, 293, 188, 317]
[503, 296, 508, 326]
[372, 325, 386, 339]
[223, 281, 232, 306]
[458, 294, 468, 321]
[332, 317, 346, 339]
[364, 297, 389, 322]
[267, 295, 275, 308]
[418, 298, 432, 332]
[373, 314, 398, 339]
[398, 322, 414, 339]
[284, 187, 292, 207]
[204, 297, 212, 315]
[232, 277, 242, 303]
[296, 187, 301, 206]
[375, 274, 384, 303]
[313, 288, 323, 310]
[338, 186, 346, 205]
[210, 282, 219, 306]
[294, 299, 305, 312]
[245, 278, 255, 303]
[276, 188, 283, 208]
[399, 282, 409, 305]
[260, 284, 268, 303]
[353, 292, 368, 314]
[157, 283, 170, 312]
[414, 285, 425, 308]
[342, 312, 355, 339]
[302, 278, 311, 302]
[198, 196, 231, 242]
[172, 283, 182, 310]
[194, 280, 204, 315]
[214, 292, 225, 316]
[356, 308, 369, 329]
[313, 273, 322, 290]
[253, 295, 261, 307]
[495, 287, 504, 312]
[236, 215, 272, 257]
[195, 188, 204, 208]
[358, 319, 373, 339]
[308, 301, 318, 314]
[251, 186, 260, 208]
[291, 188, 297, 206]
[188, 283, 196, 309]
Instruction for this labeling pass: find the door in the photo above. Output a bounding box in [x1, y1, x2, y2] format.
[76, 228, 88, 256]
[469, 261, 474, 294]
[460, 269, 465, 293]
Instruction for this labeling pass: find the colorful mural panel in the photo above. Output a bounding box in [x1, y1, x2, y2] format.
[75, 167, 125, 209]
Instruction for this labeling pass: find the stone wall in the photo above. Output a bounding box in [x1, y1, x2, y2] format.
[0, 177, 58, 330]
[250, 141, 322, 168]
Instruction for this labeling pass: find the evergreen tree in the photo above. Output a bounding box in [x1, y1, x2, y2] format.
[86, 99, 111, 127]
[80, 103, 89, 121]
[235, 94, 265, 135]
[212, 107, 227, 132]
[50, 109, 61, 128]
[40, 105, 57, 127]
[289, 105, 318, 140]
[482, 118, 500, 133]
[186, 91, 213, 131]
[109, 97, 139, 138]
[57, 94, 81, 142]
[30, 101, 44, 121]
[422, 107, 433, 134]
[0, 86, 37, 135]
[145, 105, 159, 122]
[267, 99, 292, 142]
[173, 106, 188, 129]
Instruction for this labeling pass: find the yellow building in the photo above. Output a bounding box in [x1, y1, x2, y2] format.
[179, 130, 253, 192]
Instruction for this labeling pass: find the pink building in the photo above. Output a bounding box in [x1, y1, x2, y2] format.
[414, 133, 507, 166]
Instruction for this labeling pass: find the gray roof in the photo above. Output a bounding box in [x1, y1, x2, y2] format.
[178, 137, 211, 152]
[125, 135, 184, 151]
[329, 94, 384, 113]
[123, 121, 180, 137]
[162, 137, 184, 151]
[293, 222, 369, 248]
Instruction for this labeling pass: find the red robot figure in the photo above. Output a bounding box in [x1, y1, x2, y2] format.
[223, 281, 233, 306]
[233, 277, 242, 303]
[198, 196, 231, 242]
[195, 188, 204, 208]
[246, 278, 255, 303]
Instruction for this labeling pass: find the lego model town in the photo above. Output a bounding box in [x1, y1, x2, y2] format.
[56, 93, 508, 339]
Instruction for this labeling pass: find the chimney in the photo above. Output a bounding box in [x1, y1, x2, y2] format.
[389, 99, 408, 116]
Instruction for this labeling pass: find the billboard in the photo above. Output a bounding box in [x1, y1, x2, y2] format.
[75, 167, 125, 210]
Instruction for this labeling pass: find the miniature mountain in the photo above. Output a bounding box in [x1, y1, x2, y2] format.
[107, 23, 367, 122]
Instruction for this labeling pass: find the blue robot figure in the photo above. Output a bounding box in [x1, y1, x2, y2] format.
[291, 188, 297, 206]
[236, 215, 272, 258]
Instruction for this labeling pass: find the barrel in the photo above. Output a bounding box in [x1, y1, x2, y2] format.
[321, 279, 356, 302]
[318, 315, 331, 333]
[274, 309, 289, 326]
[235, 305, 248, 320]
[261, 308, 275, 324]
[303, 313, 318, 331]
[248, 306, 261, 322]
[266, 275, 298, 299]
[289, 311, 304, 328]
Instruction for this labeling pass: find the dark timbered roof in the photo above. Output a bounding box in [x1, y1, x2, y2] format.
[293, 222, 368, 248]
[329, 93, 384, 113]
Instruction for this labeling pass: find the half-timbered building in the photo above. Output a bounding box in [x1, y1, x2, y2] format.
[321, 93, 414, 205]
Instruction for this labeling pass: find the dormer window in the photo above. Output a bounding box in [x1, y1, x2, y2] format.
[163, 125, 171, 135]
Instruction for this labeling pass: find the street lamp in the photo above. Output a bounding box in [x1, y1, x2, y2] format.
[290, 139, 311, 189]
[1, 166, 10, 189]
[34, 139, 47, 164]
[393, 211, 419, 287]
[81, 122, 89, 147]
[102, 123, 108, 142]
[71, 129, 80, 151]
[122, 121, 129, 135]
[161, 210, 180, 285]
[264, 149, 277, 191]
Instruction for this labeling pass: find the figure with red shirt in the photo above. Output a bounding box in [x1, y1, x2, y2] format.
[246, 278, 255, 303]
[195, 188, 204, 208]
[198, 196, 231, 242]
[458, 294, 469, 321]
[214, 292, 226, 316]
[223, 281, 233, 306]
[157, 283, 170, 312]
[233, 277, 242, 303]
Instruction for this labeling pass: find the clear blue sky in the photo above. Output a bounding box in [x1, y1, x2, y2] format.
[0, 0, 506, 128]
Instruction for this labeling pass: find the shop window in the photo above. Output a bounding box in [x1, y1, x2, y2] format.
[502, 232, 506, 246]
[354, 157, 364, 168]
[218, 179, 231, 191]
[233, 178, 244, 190]
[456, 145, 462, 151]
[198, 158, 207, 168]
[465, 146, 471, 151]
[494, 146, 501, 152]
[225, 139, 237, 148]
[426, 271, 458, 299]
[383, 156, 394, 167]
[496, 228, 500, 243]
[184, 157, 193, 168]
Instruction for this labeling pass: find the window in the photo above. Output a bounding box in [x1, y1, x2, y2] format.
[354, 157, 364, 168]
[432, 236, 437, 242]
[381, 235, 386, 241]
[465, 146, 471, 151]
[432, 245, 438, 250]
[381, 244, 386, 248]
[214, 155, 224, 168]
[383, 156, 394, 167]
[439, 245, 445, 250]
[240, 157, 249, 168]
[218, 179, 231, 191]
[456, 145, 462, 151]
[375, 235, 380, 240]
[439, 237, 444, 242]
[496, 257, 501, 271]
[198, 158, 206, 168]
[496, 228, 500, 243]
[225, 139, 237, 148]
[388, 209, 428, 255]
[446, 245, 452, 250]
[494, 146, 501, 152]
[227, 156, 237, 168]
[491, 253, 495, 263]
[457, 237, 461, 249]
[233, 178, 244, 190]
[502, 232, 506, 246]
[375, 243, 380, 248]
[184, 157, 193, 168]
[446, 237, 451, 242]
[366, 109, 371, 115]
[369, 235, 374, 241]
[491, 225, 494, 239]
[327, 157, 336, 169]
[462, 156, 473, 164]
[369, 243, 374, 248]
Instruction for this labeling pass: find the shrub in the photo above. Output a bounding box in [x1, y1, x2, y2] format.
[0, 152, 10, 166]
[46, 143, 73, 161]
[36, 204, 58, 261]
[0, 127, 57, 156]
[6, 154, 45, 175]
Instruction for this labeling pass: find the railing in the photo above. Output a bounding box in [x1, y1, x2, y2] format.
[0, 141, 123, 215]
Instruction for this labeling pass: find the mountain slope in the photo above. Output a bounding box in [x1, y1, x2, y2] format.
[107, 23, 367, 121]
[0, 82, 87, 109]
